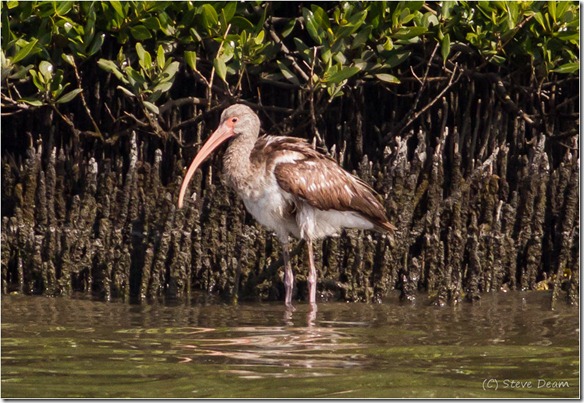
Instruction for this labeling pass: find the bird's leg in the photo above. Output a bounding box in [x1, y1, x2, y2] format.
[306, 238, 317, 304]
[282, 242, 294, 307]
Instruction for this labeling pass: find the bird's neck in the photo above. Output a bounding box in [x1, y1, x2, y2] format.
[223, 133, 257, 192]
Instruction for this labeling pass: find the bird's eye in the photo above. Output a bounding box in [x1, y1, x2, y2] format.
[231, 117, 238, 123]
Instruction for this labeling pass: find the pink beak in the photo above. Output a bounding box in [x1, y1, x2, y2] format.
[177, 122, 235, 208]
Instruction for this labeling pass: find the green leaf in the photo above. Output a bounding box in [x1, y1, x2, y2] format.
[143, 100, 159, 114]
[311, 4, 330, 30]
[548, 0, 556, 23]
[158, 12, 175, 36]
[326, 65, 361, 84]
[8, 65, 32, 80]
[7, 1, 19, 9]
[303, 8, 322, 45]
[39, 60, 53, 80]
[136, 43, 152, 70]
[130, 25, 152, 41]
[442, 0, 457, 19]
[156, 45, 165, 68]
[54, 1, 72, 16]
[384, 50, 412, 68]
[221, 2, 237, 24]
[125, 66, 146, 89]
[231, 16, 254, 30]
[87, 33, 105, 57]
[555, 1, 570, 20]
[11, 38, 39, 64]
[213, 58, 227, 82]
[184, 50, 197, 71]
[552, 62, 579, 74]
[117, 85, 136, 98]
[375, 73, 400, 84]
[161, 61, 179, 81]
[136, 43, 146, 64]
[18, 97, 44, 106]
[282, 19, 296, 38]
[392, 26, 427, 40]
[97, 59, 127, 82]
[534, 12, 547, 30]
[293, 37, 309, 52]
[56, 88, 83, 104]
[253, 29, 265, 45]
[201, 4, 218, 32]
[109, 0, 124, 18]
[352, 25, 372, 49]
[152, 80, 173, 94]
[277, 60, 300, 85]
[441, 34, 451, 63]
[29, 69, 45, 90]
[61, 53, 75, 67]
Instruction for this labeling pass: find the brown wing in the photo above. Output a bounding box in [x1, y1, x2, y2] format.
[268, 137, 396, 233]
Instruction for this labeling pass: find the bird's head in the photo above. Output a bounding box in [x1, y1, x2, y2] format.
[219, 104, 260, 138]
[177, 104, 260, 208]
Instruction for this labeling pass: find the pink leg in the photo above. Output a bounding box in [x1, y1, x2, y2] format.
[307, 239, 317, 304]
[282, 242, 294, 307]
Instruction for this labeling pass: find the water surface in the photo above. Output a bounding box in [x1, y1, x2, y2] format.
[1, 292, 579, 398]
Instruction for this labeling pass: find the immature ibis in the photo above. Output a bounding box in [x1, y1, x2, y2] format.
[178, 104, 395, 306]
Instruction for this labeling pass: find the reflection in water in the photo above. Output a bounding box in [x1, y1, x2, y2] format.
[178, 325, 365, 373]
[1, 292, 579, 398]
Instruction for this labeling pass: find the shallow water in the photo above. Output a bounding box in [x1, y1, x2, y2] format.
[1, 292, 579, 398]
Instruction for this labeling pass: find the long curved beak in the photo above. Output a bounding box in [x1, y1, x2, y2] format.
[177, 123, 235, 208]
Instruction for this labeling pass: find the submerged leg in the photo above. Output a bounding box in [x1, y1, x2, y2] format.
[282, 242, 294, 307]
[307, 238, 317, 304]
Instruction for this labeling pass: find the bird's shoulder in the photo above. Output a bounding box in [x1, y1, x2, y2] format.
[252, 135, 329, 163]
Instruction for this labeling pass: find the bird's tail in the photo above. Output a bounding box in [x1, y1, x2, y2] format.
[376, 220, 397, 234]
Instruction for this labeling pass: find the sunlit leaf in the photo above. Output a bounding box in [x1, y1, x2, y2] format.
[326, 65, 360, 84]
[552, 62, 579, 74]
[18, 97, 44, 106]
[54, 1, 72, 16]
[156, 46, 165, 68]
[97, 59, 127, 82]
[11, 38, 39, 64]
[548, 0, 556, 23]
[221, 2, 237, 24]
[201, 4, 218, 32]
[184, 50, 197, 71]
[29, 69, 44, 90]
[39, 60, 53, 79]
[152, 80, 173, 94]
[87, 33, 105, 57]
[109, 0, 124, 18]
[130, 25, 152, 41]
[213, 58, 227, 81]
[375, 73, 400, 84]
[56, 88, 83, 104]
[441, 33, 451, 63]
[117, 85, 136, 97]
[230, 16, 254, 30]
[282, 19, 296, 38]
[302, 8, 322, 45]
[161, 61, 179, 80]
[277, 60, 300, 85]
[384, 50, 412, 68]
[61, 53, 75, 67]
[143, 100, 159, 114]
